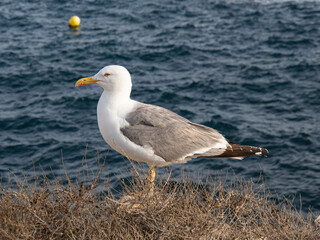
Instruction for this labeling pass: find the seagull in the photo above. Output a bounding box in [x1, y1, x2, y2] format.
[75, 65, 268, 188]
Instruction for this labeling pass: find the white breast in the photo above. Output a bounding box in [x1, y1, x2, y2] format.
[97, 91, 166, 166]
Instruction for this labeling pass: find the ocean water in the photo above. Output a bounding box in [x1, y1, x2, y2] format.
[0, 0, 319, 213]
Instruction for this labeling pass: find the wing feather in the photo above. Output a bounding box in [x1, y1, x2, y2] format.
[121, 103, 228, 163]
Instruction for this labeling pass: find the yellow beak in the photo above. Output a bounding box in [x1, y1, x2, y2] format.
[75, 76, 99, 87]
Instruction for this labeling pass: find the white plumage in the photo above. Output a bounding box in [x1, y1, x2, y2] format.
[75, 65, 268, 168]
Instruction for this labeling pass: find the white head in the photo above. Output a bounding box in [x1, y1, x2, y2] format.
[75, 65, 132, 97]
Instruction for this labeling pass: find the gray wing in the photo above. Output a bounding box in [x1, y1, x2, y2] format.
[120, 103, 227, 163]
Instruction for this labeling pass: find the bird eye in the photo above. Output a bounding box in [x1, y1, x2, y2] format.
[104, 73, 110, 77]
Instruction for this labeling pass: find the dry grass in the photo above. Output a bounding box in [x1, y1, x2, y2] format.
[0, 163, 319, 240]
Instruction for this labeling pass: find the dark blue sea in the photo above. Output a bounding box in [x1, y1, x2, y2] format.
[0, 0, 319, 214]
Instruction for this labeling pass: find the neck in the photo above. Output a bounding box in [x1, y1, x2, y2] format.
[100, 89, 132, 110]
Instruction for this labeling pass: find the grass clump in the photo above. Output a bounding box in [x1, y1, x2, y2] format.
[0, 164, 319, 240]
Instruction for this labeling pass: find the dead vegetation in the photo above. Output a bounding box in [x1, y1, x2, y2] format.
[0, 163, 318, 240]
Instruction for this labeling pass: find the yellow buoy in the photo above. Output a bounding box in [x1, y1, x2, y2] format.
[69, 16, 80, 29]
